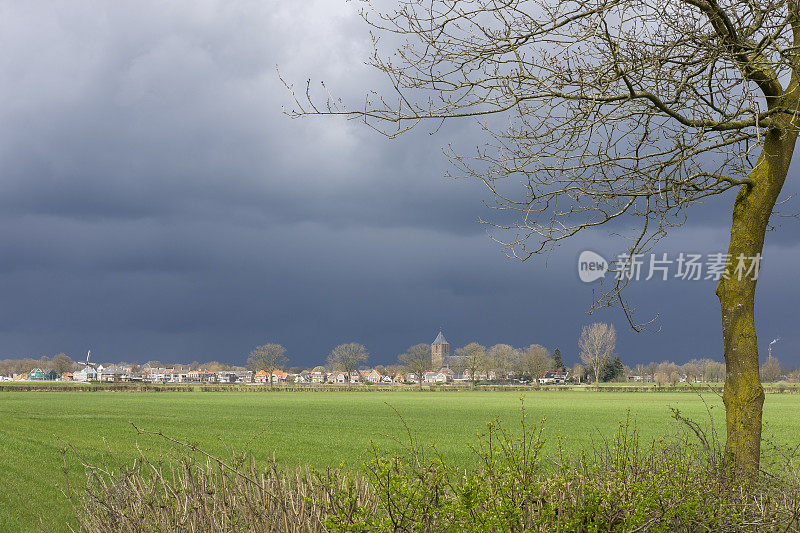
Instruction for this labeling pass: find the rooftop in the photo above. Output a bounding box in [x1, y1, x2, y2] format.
[432, 331, 448, 345]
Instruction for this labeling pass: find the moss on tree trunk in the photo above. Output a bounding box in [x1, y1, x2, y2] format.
[717, 123, 796, 477]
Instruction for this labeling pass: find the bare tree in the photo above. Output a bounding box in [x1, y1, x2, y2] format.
[327, 343, 369, 384]
[451, 342, 487, 388]
[398, 343, 432, 389]
[707, 360, 727, 382]
[676, 357, 727, 382]
[521, 344, 554, 383]
[579, 323, 617, 384]
[571, 363, 585, 384]
[760, 355, 785, 382]
[205, 361, 239, 372]
[655, 360, 681, 386]
[50, 353, 75, 375]
[682, 361, 702, 383]
[287, 0, 800, 475]
[488, 343, 521, 380]
[14, 358, 39, 376]
[247, 343, 288, 387]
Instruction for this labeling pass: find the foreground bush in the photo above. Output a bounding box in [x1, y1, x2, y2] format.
[64, 404, 800, 532]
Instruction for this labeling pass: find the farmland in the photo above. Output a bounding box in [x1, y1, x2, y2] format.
[1, 389, 799, 532]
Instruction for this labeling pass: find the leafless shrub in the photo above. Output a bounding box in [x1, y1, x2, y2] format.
[61, 426, 376, 533]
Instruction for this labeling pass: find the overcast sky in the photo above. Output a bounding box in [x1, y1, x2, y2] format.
[1, 1, 798, 368]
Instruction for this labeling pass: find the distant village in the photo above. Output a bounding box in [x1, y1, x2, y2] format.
[18, 364, 484, 386]
[2, 363, 571, 387]
[0, 329, 795, 386]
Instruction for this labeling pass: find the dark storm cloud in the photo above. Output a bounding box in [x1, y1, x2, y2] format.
[0, 1, 798, 368]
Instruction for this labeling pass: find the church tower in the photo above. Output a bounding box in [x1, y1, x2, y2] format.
[431, 331, 449, 369]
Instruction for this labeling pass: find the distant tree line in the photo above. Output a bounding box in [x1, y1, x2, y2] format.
[1, 327, 797, 385]
[0, 353, 77, 377]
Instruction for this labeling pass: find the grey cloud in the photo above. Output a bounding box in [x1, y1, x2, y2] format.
[0, 1, 797, 367]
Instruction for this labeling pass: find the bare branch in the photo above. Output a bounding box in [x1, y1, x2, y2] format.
[284, 0, 800, 328]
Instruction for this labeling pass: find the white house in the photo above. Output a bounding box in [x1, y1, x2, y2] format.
[422, 371, 438, 383]
[73, 366, 98, 382]
[434, 368, 454, 383]
[364, 369, 383, 383]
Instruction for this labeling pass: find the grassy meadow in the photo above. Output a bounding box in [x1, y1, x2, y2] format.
[1, 389, 799, 531]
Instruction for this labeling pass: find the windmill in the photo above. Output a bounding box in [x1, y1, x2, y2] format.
[81, 350, 99, 381]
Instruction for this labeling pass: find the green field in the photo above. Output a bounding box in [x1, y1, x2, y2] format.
[1, 390, 798, 532]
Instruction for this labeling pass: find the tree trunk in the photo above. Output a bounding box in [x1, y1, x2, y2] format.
[717, 124, 796, 477]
